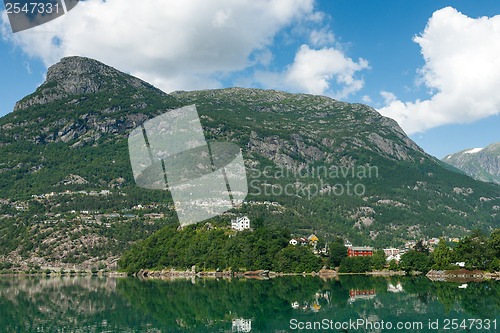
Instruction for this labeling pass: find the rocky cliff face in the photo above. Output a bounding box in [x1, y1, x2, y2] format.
[6, 56, 175, 147]
[174, 88, 427, 165]
[443, 143, 500, 184]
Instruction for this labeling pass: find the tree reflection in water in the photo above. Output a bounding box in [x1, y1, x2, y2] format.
[0, 275, 499, 332]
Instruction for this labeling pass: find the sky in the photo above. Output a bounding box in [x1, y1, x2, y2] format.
[1, 0, 499, 158]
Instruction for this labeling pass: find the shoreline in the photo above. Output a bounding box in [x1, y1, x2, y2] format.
[2, 269, 499, 282]
[426, 269, 500, 282]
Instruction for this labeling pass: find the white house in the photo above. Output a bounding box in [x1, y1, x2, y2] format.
[386, 254, 401, 263]
[231, 216, 251, 231]
[383, 248, 400, 257]
[428, 238, 441, 246]
[232, 318, 252, 332]
[289, 239, 298, 246]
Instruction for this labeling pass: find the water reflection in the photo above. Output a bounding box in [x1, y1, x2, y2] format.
[0, 275, 499, 332]
[348, 289, 376, 304]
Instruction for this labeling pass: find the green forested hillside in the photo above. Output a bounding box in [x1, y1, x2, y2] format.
[118, 224, 323, 274]
[0, 56, 499, 270]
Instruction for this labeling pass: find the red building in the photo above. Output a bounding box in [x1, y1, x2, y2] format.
[349, 289, 376, 298]
[348, 289, 377, 303]
[347, 246, 373, 257]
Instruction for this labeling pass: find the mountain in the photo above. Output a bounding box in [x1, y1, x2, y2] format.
[443, 143, 500, 184]
[1, 56, 499, 270]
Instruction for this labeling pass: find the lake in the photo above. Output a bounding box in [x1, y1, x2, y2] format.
[0, 275, 499, 332]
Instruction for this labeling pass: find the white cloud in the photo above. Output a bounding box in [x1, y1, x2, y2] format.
[309, 28, 335, 46]
[361, 95, 373, 104]
[380, 91, 397, 105]
[1, 0, 371, 100]
[255, 44, 369, 99]
[1, 0, 317, 92]
[378, 7, 500, 134]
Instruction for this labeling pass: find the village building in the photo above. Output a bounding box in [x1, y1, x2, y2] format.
[386, 253, 401, 263]
[427, 238, 441, 246]
[308, 234, 319, 244]
[232, 319, 252, 333]
[383, 248, 400, 257]
[231, 216, 251, 231]
[289, 237, 309, 246]
[348, 289, 376, 303]
[347, 246, 373, 257]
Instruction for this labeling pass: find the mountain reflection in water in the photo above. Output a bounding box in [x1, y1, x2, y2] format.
[0, 275, 499, 332]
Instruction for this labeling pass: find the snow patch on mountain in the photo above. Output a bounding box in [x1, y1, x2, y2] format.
[464, 148, 483, 154]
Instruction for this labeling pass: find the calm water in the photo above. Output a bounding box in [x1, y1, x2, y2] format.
[0, 275, 499, 332]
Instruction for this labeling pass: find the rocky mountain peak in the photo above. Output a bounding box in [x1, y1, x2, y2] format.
[14, 56, 164, 111]
[45, 56, 121, 95]
[443, 142, 500, 184]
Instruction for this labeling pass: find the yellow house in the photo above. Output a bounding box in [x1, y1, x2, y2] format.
[308, 234, 319, 243]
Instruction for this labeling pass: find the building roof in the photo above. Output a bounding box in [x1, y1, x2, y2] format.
[349, 246, 373, 251]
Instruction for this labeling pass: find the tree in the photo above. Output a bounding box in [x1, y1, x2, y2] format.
[388, 259, 398, 271]
[413, 239, 429, 253]
[273, 246, 322, 273]
[339, 256, 371, 273]
[371, 250, 386, 270]
[489, 257, 500, 272]
[400, 251, 431, 273]
[454, 235, 489, 270]
[488, 229, 500, 258]
[329, 237, 347, 268]
[252, 216, 265, 229]
[432, 238, 453, 269]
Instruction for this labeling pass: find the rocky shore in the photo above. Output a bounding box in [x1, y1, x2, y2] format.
[134, 268, 343, 279]
[132, 268, 410, 279]
[367, 270, 406, 276]
[6, 268, 499, 281]
[426, 269, 500, 281]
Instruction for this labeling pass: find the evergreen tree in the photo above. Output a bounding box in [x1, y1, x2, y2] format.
[489, 229, 500, 258]
[432, 238, 453, 269]
[338, 256, 371, 273]
[371, 250, 386, 270]
[454, 235, 490, 270]
[413, 239, 429, 253]
[328, 237, 347, 268]
[400, 251, 431, 273]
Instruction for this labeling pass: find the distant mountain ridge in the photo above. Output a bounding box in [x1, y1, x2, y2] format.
[443, 143, 500, 184]
[0, 56, 499, 270]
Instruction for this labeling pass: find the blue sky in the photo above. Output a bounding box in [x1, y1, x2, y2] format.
[1, 0, 499, 158]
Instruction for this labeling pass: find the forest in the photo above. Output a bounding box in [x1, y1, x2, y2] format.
[338, 229, 500, 274]
[119, 226, 500, 275]
[118, 222, 324, 274]
[398, 229, 500, 273]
